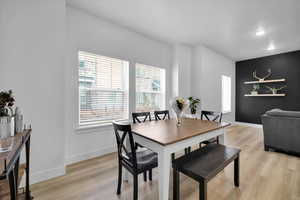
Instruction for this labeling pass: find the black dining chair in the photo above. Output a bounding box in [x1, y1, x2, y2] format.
[200, 110, 223, 147]
[154, 110, 170, 120]
[113, 121, 158, 200]
[132, 112, 152, 181]
[132, 112, 152, 123]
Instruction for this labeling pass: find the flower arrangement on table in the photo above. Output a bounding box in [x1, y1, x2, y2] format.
[171, 97, 188, 126]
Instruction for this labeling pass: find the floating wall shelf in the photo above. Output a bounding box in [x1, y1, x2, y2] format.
[244, 94, 286, 97]
[244, 79, 286, 84]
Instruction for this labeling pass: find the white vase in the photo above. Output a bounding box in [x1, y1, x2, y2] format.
[251, 91, 258, 95]
[176, 111, 183, 126]
[0, 116, 12, 139]
[15, 114, 23, 133]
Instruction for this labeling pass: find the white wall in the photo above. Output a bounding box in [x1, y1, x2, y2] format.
[0, 0, 66, 183]
[191, 45, 236, 122]
[65, 6, 173, 164]
[0, 1, 235, 184]
[172, 44, 192, 98]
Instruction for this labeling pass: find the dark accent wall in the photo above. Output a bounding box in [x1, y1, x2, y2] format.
[236, 50, 300, 124]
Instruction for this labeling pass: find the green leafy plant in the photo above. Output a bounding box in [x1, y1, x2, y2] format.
[188, 97, 200, 114]
[0, 90, 15, 117]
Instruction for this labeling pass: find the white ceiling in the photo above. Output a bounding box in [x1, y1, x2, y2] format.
[67, 0, 300, 61]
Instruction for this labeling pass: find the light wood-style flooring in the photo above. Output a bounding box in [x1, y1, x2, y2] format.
[31, 125, 300, 200]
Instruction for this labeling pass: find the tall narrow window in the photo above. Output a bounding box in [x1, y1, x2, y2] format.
[136, 63, 166, 112]
[78, 51, 129, 126]
[222, 75, 231, 113]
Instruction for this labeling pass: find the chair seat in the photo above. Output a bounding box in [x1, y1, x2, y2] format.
[173, 144, 240, 181]
[129, 149, 158, 172]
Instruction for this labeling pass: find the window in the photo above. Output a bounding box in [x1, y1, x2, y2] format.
[136, 63, 166, 112]
[222, 75, 231, 113]
[78, 51, 129, 126]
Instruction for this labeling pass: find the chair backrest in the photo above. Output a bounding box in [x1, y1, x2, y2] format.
[154, 110, 170, 120]
[132, 112, 151, 123]
[112, 121, 137, 169]
[201, 110, 223, 123]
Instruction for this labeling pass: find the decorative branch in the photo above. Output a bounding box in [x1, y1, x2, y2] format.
[253, 69, 272, 82]
[265, 85, 287, 94]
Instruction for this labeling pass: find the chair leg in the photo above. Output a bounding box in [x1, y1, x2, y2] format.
[199, 142, 202, 148]
[133, 174, 138, 200]
[173, 169, 180, 200]
[199, 180, 207, 200]
[184, 148, 188, 154]
[172, 153, 175, 161]
[188, 146, 191, 153]
[117, 163, 122, 195]
[234, 156, 240, 187]
[216, 136, 219, 144]
[149, 170, 152, 181]
[143, 172, 147, 182]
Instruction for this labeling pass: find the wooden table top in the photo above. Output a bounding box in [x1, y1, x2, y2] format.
[0, 129, 31, 175]
[131, 118, 230, 146]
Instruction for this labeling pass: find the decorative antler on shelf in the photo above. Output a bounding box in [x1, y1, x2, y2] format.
[265, 85, 287, 94]
[253, 68, 272, 82]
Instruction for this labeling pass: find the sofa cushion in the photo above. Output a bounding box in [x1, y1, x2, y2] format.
[266, 109, 300, 118]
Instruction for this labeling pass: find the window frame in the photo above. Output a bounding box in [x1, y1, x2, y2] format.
[135, 63, 166, 112]
[221, 75, 231, 114]
[78, 51, 129, 127]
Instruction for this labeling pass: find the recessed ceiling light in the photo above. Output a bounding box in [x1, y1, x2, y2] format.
[256, 29, 265, 36]
[267, 44, 275, 51]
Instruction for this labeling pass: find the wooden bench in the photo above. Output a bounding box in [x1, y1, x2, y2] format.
[172, 143, 241, 200]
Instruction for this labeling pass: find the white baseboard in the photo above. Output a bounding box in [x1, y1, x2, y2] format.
[19, 147, 115, 186]
[66, 146, 116, 165]
[19, 165, 66, 186]
[234, 121, 263, 128]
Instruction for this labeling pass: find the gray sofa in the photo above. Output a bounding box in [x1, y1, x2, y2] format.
[261, 109, 300, 155]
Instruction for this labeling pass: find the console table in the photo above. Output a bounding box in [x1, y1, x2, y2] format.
[0, 129, 32, 200]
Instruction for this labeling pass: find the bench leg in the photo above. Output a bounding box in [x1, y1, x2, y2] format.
[199, 180, 207, 200]
[173, 169, 180, 200]
[234, 156, 240, 187]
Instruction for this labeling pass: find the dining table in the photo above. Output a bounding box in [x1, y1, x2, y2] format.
[128, 118, 230, 200]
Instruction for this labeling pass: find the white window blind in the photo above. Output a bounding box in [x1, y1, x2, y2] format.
[78, 51, 129, 126]
[222, 75, 231, 113]
[136, 63, 166, 112]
